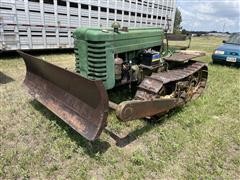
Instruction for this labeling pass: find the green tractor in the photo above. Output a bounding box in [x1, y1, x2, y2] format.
[18, 26, 208, 141]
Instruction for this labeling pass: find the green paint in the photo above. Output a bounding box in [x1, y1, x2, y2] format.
[73, 27, 164, 89]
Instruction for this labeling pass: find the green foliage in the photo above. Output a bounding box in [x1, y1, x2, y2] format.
[131, 151, 145, 166]
[182, 29, 188, 34]
[173, 8, 182, 34]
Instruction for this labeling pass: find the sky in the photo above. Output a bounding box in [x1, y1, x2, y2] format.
[177, 0, 240, 32]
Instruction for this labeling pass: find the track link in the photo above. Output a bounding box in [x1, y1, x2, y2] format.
[135, 60, 208, 102]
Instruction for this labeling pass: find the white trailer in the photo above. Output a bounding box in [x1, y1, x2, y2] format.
[0, 0, 176, 51]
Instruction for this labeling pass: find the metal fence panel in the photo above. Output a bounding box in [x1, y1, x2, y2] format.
[0, 0, 176, 51]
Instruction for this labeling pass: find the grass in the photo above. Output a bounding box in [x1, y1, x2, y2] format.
[0, 36, 240, 179]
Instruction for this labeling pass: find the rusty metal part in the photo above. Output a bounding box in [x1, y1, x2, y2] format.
[114, 61, 208, 122]
[18, 51, 109, 141]
[164, 51, 206, 63]
[112, 60, 207, 122]
[136, 61, 207, 99]
[109, 101, 118, 110]
[151, 61, 207, 84]
[116, 98, 184, 121]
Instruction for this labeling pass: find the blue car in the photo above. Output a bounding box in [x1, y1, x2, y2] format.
[212, 33, 240, 66]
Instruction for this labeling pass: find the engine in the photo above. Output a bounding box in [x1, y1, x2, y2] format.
[114, 49, 164, 86]
[73, 27, 165, 90]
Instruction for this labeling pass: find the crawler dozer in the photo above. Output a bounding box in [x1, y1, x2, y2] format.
[18, 26, 208, 141]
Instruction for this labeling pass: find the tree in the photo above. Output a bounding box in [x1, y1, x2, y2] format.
[173, 8, 182, 34]
[182, 29, 188, 34]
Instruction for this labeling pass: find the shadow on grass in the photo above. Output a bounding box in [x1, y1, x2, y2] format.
[30, 98, 184, 150]
[30, 100, 111, 157]
[0, 71, 14, 84]
[105, 107, 184, 148]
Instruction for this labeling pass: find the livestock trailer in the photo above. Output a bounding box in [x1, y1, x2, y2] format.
[0, 0, 176, 51]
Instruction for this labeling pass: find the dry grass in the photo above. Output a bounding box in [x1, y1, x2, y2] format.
[0, 36, 240, 179]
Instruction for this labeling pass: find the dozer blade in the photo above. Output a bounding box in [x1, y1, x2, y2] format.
[18, 51, 109, 141]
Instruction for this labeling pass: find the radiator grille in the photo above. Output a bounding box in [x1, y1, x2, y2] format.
[87, 41, 107, 81]
[74, 40, 80, 73]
